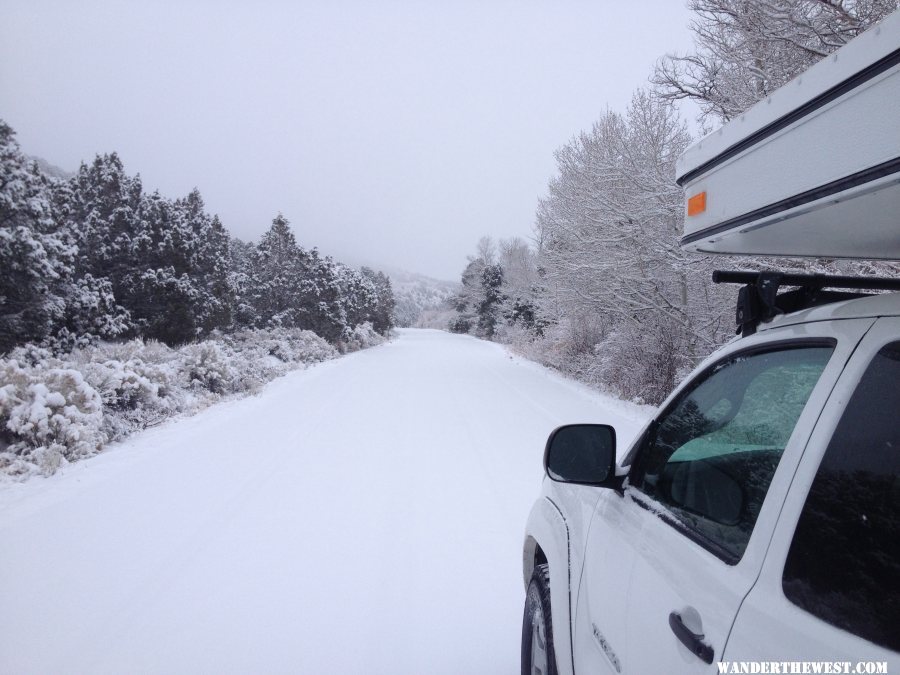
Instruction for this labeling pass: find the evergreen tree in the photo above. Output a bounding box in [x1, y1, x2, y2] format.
[449, 258, 481, 333]
[252, 214, 306, 328]
[360, 267, 395, 335]
[298, 250, 349, 342]
[109, 187, 228, 344]
[228, 238, 260, 328]
[59, 274, 130, 347]
[170, 189, 232, 335]
[1, 117, 393, 352]
[0, 121, 73, 352]
[62, 152, 143, 290]
[477, 263, 504, 338]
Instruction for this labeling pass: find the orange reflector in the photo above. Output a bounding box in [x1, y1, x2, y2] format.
[687, 191, 706, 216]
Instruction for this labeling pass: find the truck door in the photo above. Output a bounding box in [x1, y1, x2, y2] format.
[573, 319, 873, 674]
[723, 317, 900, 669]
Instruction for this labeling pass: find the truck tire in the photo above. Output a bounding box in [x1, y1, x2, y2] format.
[521, 563, 558, 675]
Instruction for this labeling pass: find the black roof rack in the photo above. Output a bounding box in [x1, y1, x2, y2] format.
[712, 270, 900, 338]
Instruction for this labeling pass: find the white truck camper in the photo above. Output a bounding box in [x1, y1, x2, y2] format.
[677, 9, 900, 261]
[521, 10, 900, 675]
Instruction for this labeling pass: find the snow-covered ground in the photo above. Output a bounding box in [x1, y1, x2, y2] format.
[0, 329, 650, 675]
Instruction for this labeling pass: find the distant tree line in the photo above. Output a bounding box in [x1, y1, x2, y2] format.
[0, 121, 394, 354]
[449, 1, 898, 404]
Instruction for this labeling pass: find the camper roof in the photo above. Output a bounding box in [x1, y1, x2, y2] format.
[676, 10, 900, 261]
[677, 11, 900, 183]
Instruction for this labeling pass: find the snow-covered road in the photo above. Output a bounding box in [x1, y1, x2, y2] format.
[0, 329, 649, 675]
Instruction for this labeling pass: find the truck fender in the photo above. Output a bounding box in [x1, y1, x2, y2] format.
[523, 496, 575, 675]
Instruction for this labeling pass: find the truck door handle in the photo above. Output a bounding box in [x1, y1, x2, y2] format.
[668, 611, 714, 664]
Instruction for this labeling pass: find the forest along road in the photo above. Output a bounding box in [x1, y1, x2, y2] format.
[0, 328, 649, 675]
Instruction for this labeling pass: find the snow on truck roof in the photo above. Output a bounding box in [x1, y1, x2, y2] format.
[677, 10, 900, 261]
[758, 290, 900, 332]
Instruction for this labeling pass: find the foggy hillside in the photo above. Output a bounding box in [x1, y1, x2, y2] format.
[389, 270, 458, 327]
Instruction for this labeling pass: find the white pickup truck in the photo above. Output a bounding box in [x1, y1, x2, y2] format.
[521, 11, 900, 675]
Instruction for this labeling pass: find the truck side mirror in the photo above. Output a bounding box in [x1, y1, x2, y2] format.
[544, 424, 619, 487]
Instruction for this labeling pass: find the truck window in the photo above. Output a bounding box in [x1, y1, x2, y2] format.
[630, 344, 834, 563]
[782, 341, 900, 652]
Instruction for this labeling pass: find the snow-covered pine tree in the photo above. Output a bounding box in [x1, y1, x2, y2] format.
[449, 236, 498, 334]
[0, 121, 74, 352]
[360, 267, 395, 335]
[115, 188, 232, 344]
[342, 265, 378, 331]
[118, 191, 197, 344]
[297, 250, 349, 343]
[251, 214, 307, 328]
[62, 152, 143, 286]
[228, 237, 260, 328]
[2, 118, 389, 354]
[477, 263, 504, 338]
[227, 216, 393, 343]
[54, 152, 146, 343]
[53, 154, 237, 346]
[170, 189, 232, 335]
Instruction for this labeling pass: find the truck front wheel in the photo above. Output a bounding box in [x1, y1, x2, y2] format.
[521, 563, 558, 675]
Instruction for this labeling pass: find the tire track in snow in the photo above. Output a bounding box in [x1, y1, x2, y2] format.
[1, 331, 649, 675]
[76, 363, 352, 673]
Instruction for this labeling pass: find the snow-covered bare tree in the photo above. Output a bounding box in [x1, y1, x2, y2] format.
[447, 6, 898, 403]
[449, 237, 506, 337]
[534, 90, 735, 402]
[496, 237, 546, 334]
[653, 0, 898, 124]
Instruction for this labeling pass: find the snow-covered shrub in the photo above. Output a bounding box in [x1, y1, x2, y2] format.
[179, 341, 236, 395]
[74, 348, 168, 441]
[0, 325, 367, 479]
[80, 358, 158, 410]
[344, 322, 385, 352]
[127, 340, 183, 401]
[255, 330, 297, 363]
[502, 323, 572, 376]
[220, 334, 284, 394]
[226, 327, 335, 365]
[0, 360, 34, 457]
[6, 344, 57, 368]
[0, 359, 104, 475]
[222, 327, 337, 392]
[289, 329, 338, 362]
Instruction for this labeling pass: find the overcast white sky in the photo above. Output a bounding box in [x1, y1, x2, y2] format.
[1, 0, 697, 280]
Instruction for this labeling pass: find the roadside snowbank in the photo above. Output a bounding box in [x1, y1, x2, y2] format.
[0, 323, 386, 479]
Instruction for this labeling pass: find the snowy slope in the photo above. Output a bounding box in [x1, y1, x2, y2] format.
[390, 270, 458, 327]
[25, 154, 74, 180]
[0, 329, 650, 675]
